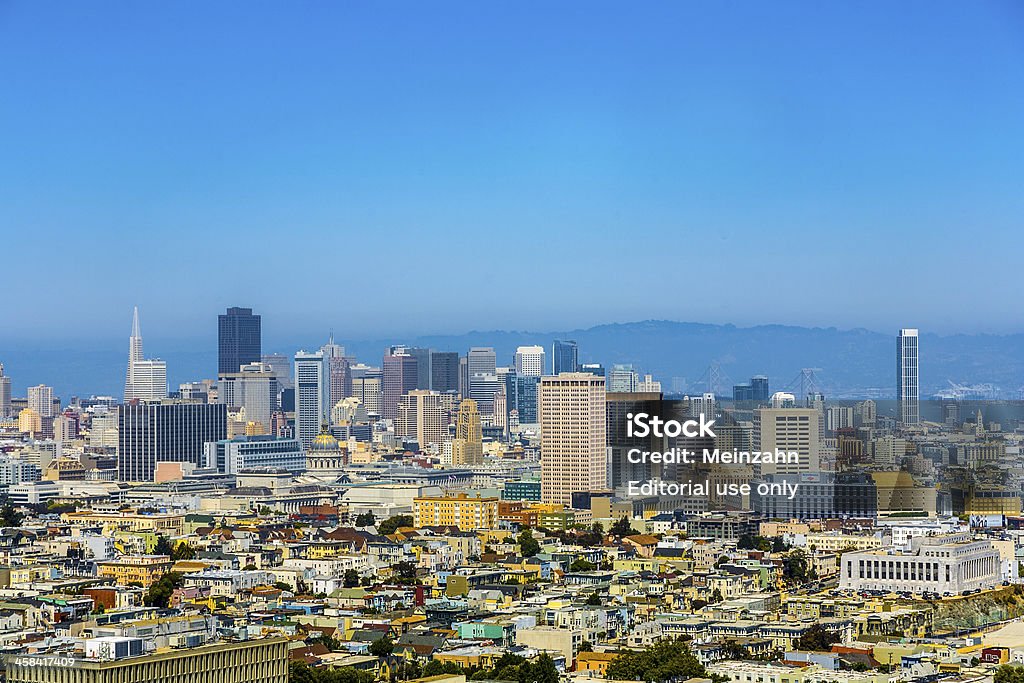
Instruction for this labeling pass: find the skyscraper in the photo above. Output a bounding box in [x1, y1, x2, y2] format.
[294, 350, 329, 449]
[539, 373, 607, 506]
[395, 390, 456, 448]
[124, 307, 168, 402]
[0, 363, 10, 418]
[514, 345, 545, 377]
[608, 364, 639, 392]
[117, 401, 227, 481]
[430, 351, 460, 393]
[451, 398, 483, 466]
[552, 340, 578, 375]
[218, 307, 262, 375]
[218, 362, 279, 430]
[897, 328, 920, 426]
[381, 352, 418, 420]
[753, 406, 821, 477]
[27, 385, 54, 419]
[467, 348, 497, 415]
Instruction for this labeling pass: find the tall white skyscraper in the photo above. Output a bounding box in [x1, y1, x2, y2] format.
[123, 307, 168, 401]
[0, 363, 12, 418]
[28, 384, 54, 418]
[294, 350, 329, 449]
[514, 345, 545, 377]
[897, 328, 920, 426]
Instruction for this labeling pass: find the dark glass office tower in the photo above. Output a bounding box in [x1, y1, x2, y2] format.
[552, 340, 578, 374]
[118, 402, 227, 482]
[218, 307, 262, 375]
[431, 351, 459, 393]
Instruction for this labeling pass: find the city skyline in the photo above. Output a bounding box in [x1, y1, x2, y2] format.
[3, 2, 1023, 339]
[4, 309, 1024, 399]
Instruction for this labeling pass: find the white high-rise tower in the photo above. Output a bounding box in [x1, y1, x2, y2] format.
[897, 328, 919, 426]
[124, 307, 168, 402]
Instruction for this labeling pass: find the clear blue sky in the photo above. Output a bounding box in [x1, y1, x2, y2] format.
[2, 1, 1023, 343]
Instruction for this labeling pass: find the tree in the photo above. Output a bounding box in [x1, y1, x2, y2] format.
[0, 502, 23, 527]
[378, 514, 414, 535]
[793, 624, 839, 652]
[995, 666, 1024, 683]
[355, 512, 376, 527]
[580, 641, 594, 652]
[344, 569, 361, 588]
[609, 516, 633, 537]
[710, 588, 724, 604]
[153, 535, 174, 557]
[172, 542, 196, 561]
[369, 634, 394, 658]
[570, 558, 596, 572]
[517, 529, 540, 557]
[784, 549, 810, 584]
[273, 581, 293, 592]
[144, 572, 183, 608]
[392, 560, 418, 584]
[772, 537, 788, 553]
[606, 638, 711, 682]
[586, 592, 603, 606]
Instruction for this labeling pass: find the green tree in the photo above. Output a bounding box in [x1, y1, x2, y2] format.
[586, 592, 603, 606]
[772, 537, 788, 553]
[570, 558, 596, 572]
[517, 528, 540, 557]
[172, 541, 196, 561]
[710, 588, 724, 604]
[144, 572, 184, 608]
[793, 624, 839, 651]
[606, 638, 711, 682]
[369, 634, 394, 658]
[995, 665, 1024, 683]
[0, 502, 23, 527]
[378, 514, 414, 535]
[609, 516, 633, 537]
[784, 549, 810, 584]
[153, 535, 174, 557]
[344, 569, 361, 588]
[355, 512, 376, 527]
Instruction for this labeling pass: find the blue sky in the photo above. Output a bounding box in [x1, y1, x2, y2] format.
[2, 1, 1023, 343]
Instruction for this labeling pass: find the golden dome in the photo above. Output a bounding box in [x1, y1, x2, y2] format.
[309, 423, 341, 454]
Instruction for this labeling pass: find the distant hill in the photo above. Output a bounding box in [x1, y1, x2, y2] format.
[2, 320, 1022, 400]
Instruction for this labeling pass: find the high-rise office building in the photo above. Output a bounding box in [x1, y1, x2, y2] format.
[261, 353, 293, 390]
[516, 376, 540, 423]
[294, 350, 329, 449]
[396, 390, 456, 448]
[0, 363, 10, 418]
[467, 347, 497, 408]
[218, 362, 279, 430]
[117, 401, 227, 481]
[328, 356, 352, 408]
[218, 307, 261, 375]
[469, 372, 501, 416]
[123, 307, 168, 402]
[28, 384, 54, 419]
[734, 375, 770, 402]
[539, 373, 607, 506]
[608, 364, 639, 393]
[552, 340, 578, 375]
[897, 328, 920, 426]
[381, 352, 418, 420]
[451, 398, 483, 466]
[430, 351, 460, 393]
[404, 347, 432, 390]
[753, 406, 821, 477]
[514, 345, 545, 377]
